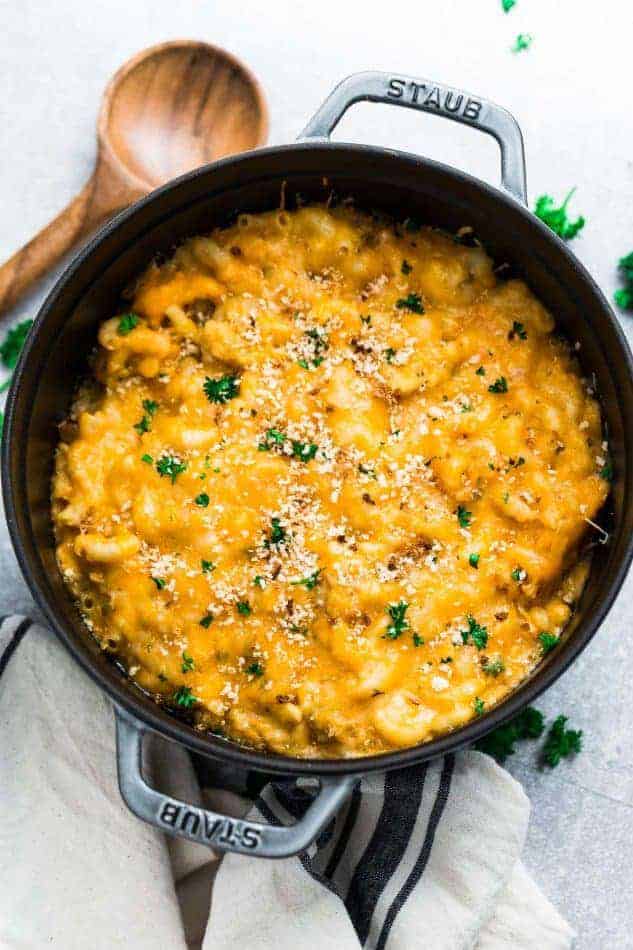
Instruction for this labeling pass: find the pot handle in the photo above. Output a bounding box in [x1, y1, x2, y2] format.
[114, 705, 358, 859]
[299, 71, 527, 205]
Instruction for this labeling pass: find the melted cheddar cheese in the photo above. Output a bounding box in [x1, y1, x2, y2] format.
[52, 205, 609, 757]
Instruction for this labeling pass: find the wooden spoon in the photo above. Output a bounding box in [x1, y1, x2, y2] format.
[0, 40, 268, 315]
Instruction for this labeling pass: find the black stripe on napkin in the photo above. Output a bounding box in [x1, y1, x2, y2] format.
[345, 763, 428, 946]
[0, 618, 33, 679]
[373, 755, 455, 950]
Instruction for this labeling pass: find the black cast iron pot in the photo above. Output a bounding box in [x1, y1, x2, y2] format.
[4, 72, 633, 858]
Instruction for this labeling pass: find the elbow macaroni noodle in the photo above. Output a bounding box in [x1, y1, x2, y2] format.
[52, 205, 609, 757]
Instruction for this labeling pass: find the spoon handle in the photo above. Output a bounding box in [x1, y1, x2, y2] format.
[0, 174, 112, 316]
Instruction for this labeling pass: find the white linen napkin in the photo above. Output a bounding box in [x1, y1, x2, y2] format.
[0, 617, 574, 949]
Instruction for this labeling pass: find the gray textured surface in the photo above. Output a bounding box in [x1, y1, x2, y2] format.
[1, 0, 632, 945]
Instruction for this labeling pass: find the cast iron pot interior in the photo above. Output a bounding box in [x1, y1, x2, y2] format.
[5, 143, 633, 777]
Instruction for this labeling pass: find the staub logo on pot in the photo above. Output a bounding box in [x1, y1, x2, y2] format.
[387, 78, 482, 121]
[159, 799, 262, 850]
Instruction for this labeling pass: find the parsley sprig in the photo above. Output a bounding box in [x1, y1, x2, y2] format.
[203, 374, 240, 403]
[475, 706, 582, 768]
[457, 505, 472, 529]
[534, 189, 585, 240]
[117, 313, 139, 335]
[461, 615, 488, 650]
[173, 686, 197, 708]
[265, 517, 287, 547]
[476, 707, 544, 763]
[511, 32, 533, 53]
[384, 600, 410, 640]
[541, 715, 582, 767]
[291, 569, 321, 590]
[298, 327, 329, 369]
[614, 251, 633, 310]
[538, 631, 559, 654]
[509, 320, 527, 340]
[0, 319, 33, 393]
[488, 376, 508, 394]
[258, 428, 319, 463]
[134, 398, 158, 435]
[156, 454, 187, 483]
[395, 293, 424, 314]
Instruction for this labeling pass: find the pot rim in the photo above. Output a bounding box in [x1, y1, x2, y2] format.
[5, 140, 633, 777]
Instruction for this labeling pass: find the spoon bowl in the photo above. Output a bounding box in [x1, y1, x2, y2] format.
[0, 40, 268, 315]
[101, 41, 269, 188]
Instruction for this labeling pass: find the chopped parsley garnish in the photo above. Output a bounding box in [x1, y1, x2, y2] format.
[203, 374, 240, 403]
[201, 559, 215, 573]
[511, 32, 533, 53]
[538, 631, 559, 654]
[614, 251, 633, 310]
[246, 661, 264, 677]
[401, 259, 412, 275]
[141, 453, 153, 465]
[542, 715, 582, 767]
[384, 347, 397, 364]
[475, 366, 486, 376]
[457, 505, 472, 529]
[360, 314, 372, 325]
[134, 415, 150, 434]
[265, 517, 286, 547]
[511, 567, 525, 582]
[468, 553, 480, 569]
[488, 376, 508, 394]
[476, 706, 545, 763]
[199, 614, 214, 628]
[461, 615, 488, 650]
[291, 569, 321, 590]
[156, 455, 187, 483]
[291, 440, 318, 462]
[298, 327, 329, 368]
[181, 651, 195, 673]
[258, 429, 318, 462]
[474, 697, 485, 716]
[502, 491, 510, 504]
[237, 601, 252, 616]
[502, 0, 516, 10]
[599, 461, 613, 482]
[195, 492, 210, 507]
[413, 633, 425, 647]
[173, 686, 197, 708]
[509, 320, 527, 340]
[134, 401, 157, 435]
[117, 313, 139, 335]
[482, 657, 505, 677]
[152, 577, 166, 590]
[358, 463, 377, 479]
[259, 428, 285, 450]
[0, 319, 33, 392]
[384, 600, 410, 640]
[396, 293, 424, 314]
[254, 575, 265, 588]
[460, 402, 473, 413]
[534, 190, 585, 240]
[0, 319, 33, 369]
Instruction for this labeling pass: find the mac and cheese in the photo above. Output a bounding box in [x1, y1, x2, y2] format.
[52, 205, 609, 757]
